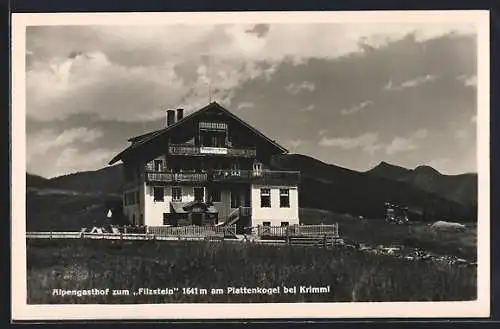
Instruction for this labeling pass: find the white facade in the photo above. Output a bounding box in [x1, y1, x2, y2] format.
[250, 184, 299, 226]
[143, 185, 202, 227]
[125, 182, 300, 227]
[123, 155, 300, 228]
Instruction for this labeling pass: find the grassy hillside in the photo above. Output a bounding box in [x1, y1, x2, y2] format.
[299, 208, 476, 259]
[26, 173, 49, 187]
[43, 165, 123, 194]
[26, 188, 123, 232]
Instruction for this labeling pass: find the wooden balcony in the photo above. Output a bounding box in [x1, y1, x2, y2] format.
[168, 144, 257, 158]
[144, 169, 300, 185]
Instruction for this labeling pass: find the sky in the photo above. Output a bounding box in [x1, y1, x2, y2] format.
[25, 22, 478, 178]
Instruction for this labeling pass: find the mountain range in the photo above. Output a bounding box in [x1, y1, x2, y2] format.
[26, 154, 478, 227]
[270, 154, 476, 222]
[365, 161, 477, 208]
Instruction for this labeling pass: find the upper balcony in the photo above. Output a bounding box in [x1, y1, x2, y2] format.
[144, 169, 300, 185]
[168, 144, 257, 158]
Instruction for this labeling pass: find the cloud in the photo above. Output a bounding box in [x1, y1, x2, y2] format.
[26, 50, 252, 122]
[454, 129, 468, 140]
[427, 158, 451, 172]
[27, 127, 103, 158]
[245, 24, 271, 38]
[287, 139, 305, 149]
[319, 128, 428, 156]
[285, 81, 316, 94]
[384, 74, 437, 91]
[458, 74, 477, 87]
[27, 24, 473, 123]
[26, 127, 109, 177]
[385, 128, 427, 155]
[53, 127, 104, 147]
[236, 102, 255, 111]
[53, 147, 119, 177]
[340, 100, 373, 116]
[319, 132, 381, 154]
[385, 137, 418, 155]
[412, 128, 428, 139]
[299, 104, 315, 112]
[318, 129, 328, 137]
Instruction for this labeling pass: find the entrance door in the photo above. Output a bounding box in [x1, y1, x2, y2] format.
[192, 213, 203, 226]
[194, 187, 204, 202]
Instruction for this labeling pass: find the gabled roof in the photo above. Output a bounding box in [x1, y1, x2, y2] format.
[109, 102, 288, 165]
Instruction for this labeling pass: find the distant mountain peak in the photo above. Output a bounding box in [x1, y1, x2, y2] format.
[413, 165, 441, 175]
[366, 161, 411, 180]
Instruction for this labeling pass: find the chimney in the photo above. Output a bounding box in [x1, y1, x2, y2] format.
[177, 108, 184, 121]
[166, 110, 176, 126]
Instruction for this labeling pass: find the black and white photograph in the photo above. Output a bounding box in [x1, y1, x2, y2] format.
[11, 11, 490, 320]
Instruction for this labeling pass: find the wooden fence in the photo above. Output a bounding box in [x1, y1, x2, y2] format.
[257, 224, 339, 238]
[147, 225, 236, 238]
[26, 224, 340, 244]
[26, 231, 158, 240]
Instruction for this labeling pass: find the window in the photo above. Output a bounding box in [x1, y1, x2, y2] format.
[209, 187, 221, 202]
[263, 221, 271, 226]
[153, 187, 164, 202]
[194, 187, 204, 202]
[154, 159, 163, 172]
[172, 187, 182, 202]
[260, 188, 271, 208]
[280, 189, 290, 208]
[231, 190, 240, 208]
[135, 191, 140, 205]
[231, 162, 240, 176]
[281, 222, 289, 227]
[124, 191, 136, 205]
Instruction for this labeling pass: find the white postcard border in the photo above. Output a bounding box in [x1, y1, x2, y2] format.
[11, 10, 491, 320]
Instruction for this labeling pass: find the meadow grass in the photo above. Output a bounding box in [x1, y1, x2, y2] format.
[27, 239, 476, 304]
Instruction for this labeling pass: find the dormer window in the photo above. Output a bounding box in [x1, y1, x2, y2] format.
[199, 121, 228, 148]
[253, 161, 263, 176]
[230, 162, 240, 176]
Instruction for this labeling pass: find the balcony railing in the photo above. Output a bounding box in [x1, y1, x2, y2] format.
[168, 144, 257, 158]
[145, 172, 208, 184]
[144, 169, 300, 185]
[212, 170, 300, 184]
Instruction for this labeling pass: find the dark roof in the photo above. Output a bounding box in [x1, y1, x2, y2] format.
[128, 130, 162, 143]
[109, 102, 288, 165]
